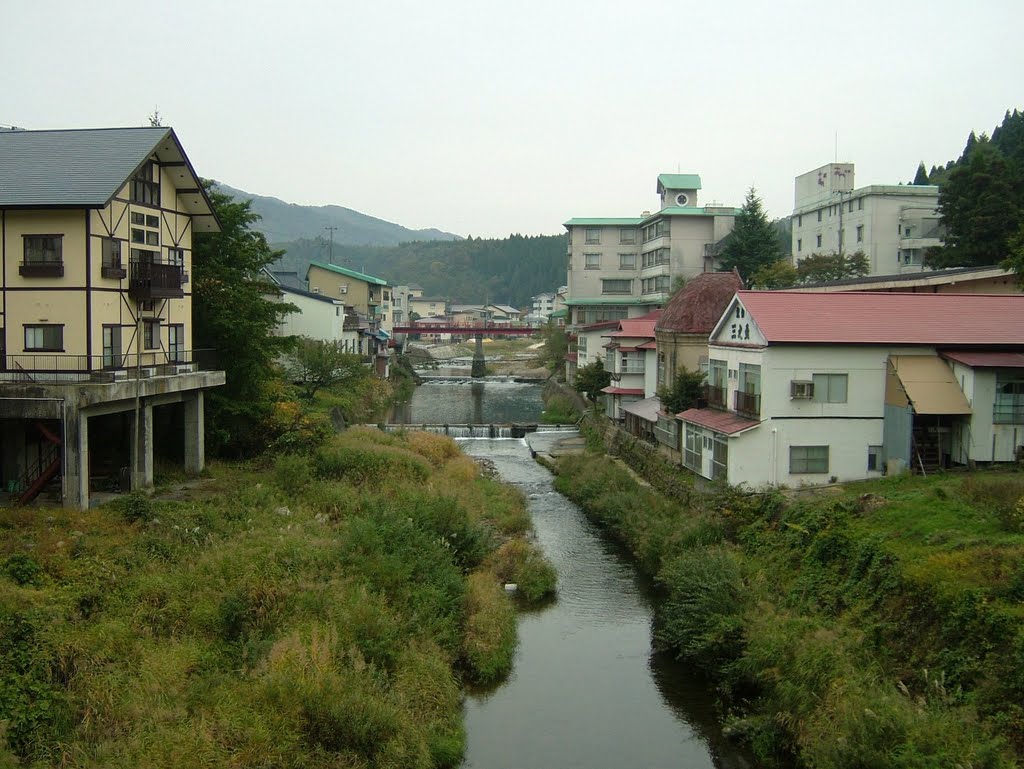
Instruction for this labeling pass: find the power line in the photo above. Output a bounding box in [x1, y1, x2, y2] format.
[323, 226, 338, 264]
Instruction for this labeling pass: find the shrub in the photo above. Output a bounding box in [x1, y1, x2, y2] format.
[120, 490, 154, 524]
[540, 394, 580, 425]
[272, 453, 312, 498]
[405, 431, 461, 466]
[960, 475, 1024, 532]
[313, 444, 430, 485]
[483, 539, 557, 602]
[3, 553, 42, 586]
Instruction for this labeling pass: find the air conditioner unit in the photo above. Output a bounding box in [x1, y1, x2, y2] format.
[173, 364, 194, 374]
[790, 380, 814, 399]
[139, 367, 157, 378]
[311, 287, 321, 294]
[111, 370, 129, 382]
[339, 284, 348, 294]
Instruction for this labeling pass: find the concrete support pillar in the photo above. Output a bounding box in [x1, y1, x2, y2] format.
[0, 422, 22, 489]
[62, 405, 90, 510]
[471, 335, 487, 378]
[184, 391, 205, 475]
[131, 401, 154, 490]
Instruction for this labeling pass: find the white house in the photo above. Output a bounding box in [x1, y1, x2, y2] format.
[269, 282, 363, 354]
[677, 291, 1024, 487]
[600, 311, 660, 421]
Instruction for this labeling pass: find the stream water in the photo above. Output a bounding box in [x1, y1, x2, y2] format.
[392, 380, 755, 768]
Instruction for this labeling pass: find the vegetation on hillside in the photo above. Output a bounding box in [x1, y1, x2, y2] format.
[0, 429, 555, 767]
[554, 428, 1024, 768]
[272, 233, 568, 308]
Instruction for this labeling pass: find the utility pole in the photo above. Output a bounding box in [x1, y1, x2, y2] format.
[324, 226, 338, 264]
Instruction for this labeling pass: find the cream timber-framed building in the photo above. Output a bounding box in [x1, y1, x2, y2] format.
[0, 126, 225, 509]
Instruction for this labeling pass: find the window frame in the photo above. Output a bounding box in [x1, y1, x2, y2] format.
[584, 227, 601, 245]
[618, 252, 636, 270]
[601, 278, 632, 295]
[790, 445, 829, 474]
[584, 253, 601, 270]
[22, 234, 63, 265]
[24, 324, 64, 352]
[143, 319, 161, 350]
[812, 373, 848, 403]
[619, 228, 636, 245]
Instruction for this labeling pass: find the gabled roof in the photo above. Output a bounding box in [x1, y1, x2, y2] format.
[719, 291, 1024, 346]
[278, 283, 344, 304]
[657, 174, 702, 192]
[0, 126, 219, 231]
[657, 270, 743, 334]
[307, 261, 388, 286]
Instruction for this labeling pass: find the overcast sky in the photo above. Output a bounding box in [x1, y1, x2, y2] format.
[3, 0, 1022, 239]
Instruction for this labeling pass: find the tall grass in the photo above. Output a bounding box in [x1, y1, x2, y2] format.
[0, 428, 554, 767]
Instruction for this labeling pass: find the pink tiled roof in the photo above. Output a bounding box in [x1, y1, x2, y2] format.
[602, 386, 645, 396]
[657, 270, 744, 334]
[638, 340, 657, 349]
[606, 313, 660, 340]
[942, 351, 1024, 368]
[677, 407, 760, 435]
[735, 291, 1024, 345]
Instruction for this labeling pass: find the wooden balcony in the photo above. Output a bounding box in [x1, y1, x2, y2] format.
[129, 259, 183, 300]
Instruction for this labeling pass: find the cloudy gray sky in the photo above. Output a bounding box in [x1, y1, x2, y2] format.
[3, 0, 1022, 238]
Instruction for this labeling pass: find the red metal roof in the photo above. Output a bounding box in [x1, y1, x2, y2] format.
[942, 351, 1024, 368]
[602, 386, 645, 396]
[657, 270, 744, 334]
[676, 407, 760, 435]
[733, 291, 1024, 346]
[606, 313, 660, 340]
[638, 340, 657, 349]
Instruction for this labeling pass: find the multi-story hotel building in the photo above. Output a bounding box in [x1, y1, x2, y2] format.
[791, 163, 943, 276]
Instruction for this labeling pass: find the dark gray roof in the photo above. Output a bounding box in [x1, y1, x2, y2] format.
[0, 127, 218, 230]
[797, 265, 1007, 290]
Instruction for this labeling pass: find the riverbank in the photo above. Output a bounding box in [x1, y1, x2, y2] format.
[552, 422, 1024, 768]
[0, 429, 555, 767]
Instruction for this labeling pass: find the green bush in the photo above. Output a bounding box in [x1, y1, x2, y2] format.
[314, 444, 430, 485]
[120, 490, 154, 523]
[484, 539, 557, 602]
[540, 394, 580, 424]
[272, 452, 312, 498]
[3, 553, 41, 586]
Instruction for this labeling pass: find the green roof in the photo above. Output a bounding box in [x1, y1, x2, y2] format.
[564, 297, 653, 306]
[653, 206, 741, 219]
[549, 308, 568, 318]
[563, 217, 644, 227]
[307, 261, 388, 286]
[657, 174, 702, 192]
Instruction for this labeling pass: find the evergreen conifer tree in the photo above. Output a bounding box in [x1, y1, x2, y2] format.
[717, 188, 783, 280]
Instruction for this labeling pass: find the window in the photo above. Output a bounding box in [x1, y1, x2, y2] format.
[994, 373, 1024, 424]
[683, 424, 703, 471]
[132, 228, 146, 244]
[641, 275, 670, 294]
[585, 227, 601, 244]
[790, 445, 829, 474]
[167, 247, 185, 267]
[812, 373, 848, 403]
[817, 210, 822, 222]
[858, 198, 863, 211]
[816, 234, 822, 248]
[102, 325, 122, 368]
[797, 215, 802, 227]
[867, 445, 882, 472]
[131, 212, 146, 226]
[797, 238, 802, 252]
[856, 225, 864, 243]
[168, 324, 184, 362]
[131, 161, 159, 206]
[641, 248, 670, 269]
[584, 253, 601, 270]
[23, 235, 62, 264]
[602, 279, 632, 294]
[146, 214, 159, 228]
[146, 231, 159, 246]
[102, 238, 122, 268]
[24, 325, 63, 351]
[655, 413, 679, 449]
[848, 200, 854, 213]
[143, 320, 160, 350]
[642, 219, 671, 242]
[619, 253, 636, 269]
[619, 228, 636, 245]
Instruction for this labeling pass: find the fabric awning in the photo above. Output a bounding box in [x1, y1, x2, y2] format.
[889, 355, 972, 415]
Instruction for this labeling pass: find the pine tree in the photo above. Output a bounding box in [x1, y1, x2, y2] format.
[717, 188, 784, 280]
[912, 162, 930, 185]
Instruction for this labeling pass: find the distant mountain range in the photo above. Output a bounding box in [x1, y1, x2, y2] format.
[211, 182, 460, 246]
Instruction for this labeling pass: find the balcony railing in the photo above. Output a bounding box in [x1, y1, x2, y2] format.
[129, 258, 183, 300]
[704, 384, 727, 409]
[734, 389, 761, 418]
[0, 349, 217, 384]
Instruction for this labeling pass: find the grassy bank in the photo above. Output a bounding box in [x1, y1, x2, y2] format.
[0, 428, 555, 768]
[552, 447, 1024, 768]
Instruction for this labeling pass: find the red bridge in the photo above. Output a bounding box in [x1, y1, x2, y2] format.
[391, 325, 539, 336]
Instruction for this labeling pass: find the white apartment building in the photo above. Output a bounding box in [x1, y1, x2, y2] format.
[563, 174, 738, 328]
[532, 292, 556, 318]
[791, 163, 942, 276]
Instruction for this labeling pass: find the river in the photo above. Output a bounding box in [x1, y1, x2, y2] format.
[393, 380, 755, 768]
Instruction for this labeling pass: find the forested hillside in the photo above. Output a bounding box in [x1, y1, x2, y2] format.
[917, 109, 1024, 274]
[272, 234, 568, 307]
[211, 182, 459, 246]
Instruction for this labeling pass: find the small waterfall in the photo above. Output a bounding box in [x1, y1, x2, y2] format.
[376, 424, 535, 438]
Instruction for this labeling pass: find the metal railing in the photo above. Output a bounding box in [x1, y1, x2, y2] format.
[703, 384, 727, 409]
[0, 349, 217, 384]
[734, 390, 761, 418]
[129, 258, 184, 300]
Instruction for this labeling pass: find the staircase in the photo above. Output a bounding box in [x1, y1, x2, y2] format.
[911, 427, 941, 475]
[17, 422, 62, 505]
